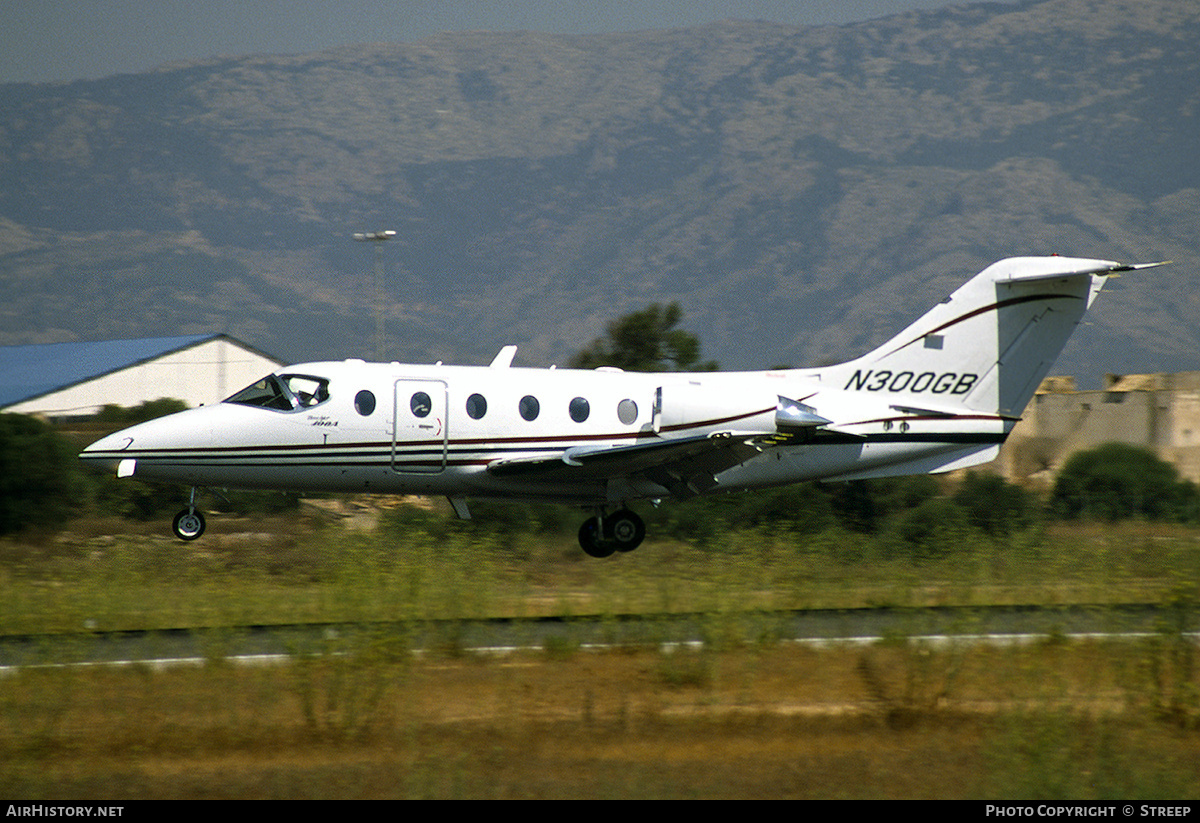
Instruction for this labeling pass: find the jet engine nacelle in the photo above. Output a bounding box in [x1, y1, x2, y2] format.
[653, 382, 780, 435]
[774, 396, 832, 431]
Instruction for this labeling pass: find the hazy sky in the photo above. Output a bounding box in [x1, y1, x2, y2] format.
[4, 0, 973, 85]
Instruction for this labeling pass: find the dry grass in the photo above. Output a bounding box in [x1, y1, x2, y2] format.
[2, 640, 1198, 799]
[2, 514, 1198, 798]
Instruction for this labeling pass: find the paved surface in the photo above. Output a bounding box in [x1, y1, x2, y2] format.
[2, 602, 1195, 671]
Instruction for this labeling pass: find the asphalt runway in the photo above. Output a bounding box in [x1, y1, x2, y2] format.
[2, 602, 1195, 671]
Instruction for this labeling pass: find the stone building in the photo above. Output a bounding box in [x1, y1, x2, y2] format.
[997, 372, 1200, 484]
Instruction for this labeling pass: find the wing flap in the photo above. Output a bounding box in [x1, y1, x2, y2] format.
[486, 431, 762, 498]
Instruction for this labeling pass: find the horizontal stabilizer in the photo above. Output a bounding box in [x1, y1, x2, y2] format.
[888, 402, 1017, 421]
[993, 258, 1169, 284]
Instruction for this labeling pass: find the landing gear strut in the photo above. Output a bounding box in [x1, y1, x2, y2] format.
[578, 508, 646, 557]
[171, 487, 206, 541]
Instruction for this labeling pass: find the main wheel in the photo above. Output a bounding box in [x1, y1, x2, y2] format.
[578, 517, 615, 558]
[172, 508, 206, 541]
[605, 509, 646, 552]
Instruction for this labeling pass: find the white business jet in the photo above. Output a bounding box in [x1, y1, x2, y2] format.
[79, 256, 1163, 556]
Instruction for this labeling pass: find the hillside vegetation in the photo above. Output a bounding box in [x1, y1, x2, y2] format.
[0, 0, 1197, 384]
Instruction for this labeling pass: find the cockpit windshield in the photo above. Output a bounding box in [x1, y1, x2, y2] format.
[225, 373, 330, 411]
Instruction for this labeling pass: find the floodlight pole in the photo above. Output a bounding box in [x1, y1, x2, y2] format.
[352, 230, 396, 361]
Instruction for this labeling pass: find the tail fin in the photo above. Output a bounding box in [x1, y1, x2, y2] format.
[821, 257, 1165, 417]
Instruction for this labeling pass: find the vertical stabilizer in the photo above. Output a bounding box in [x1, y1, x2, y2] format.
[821, 257, 1162, 417]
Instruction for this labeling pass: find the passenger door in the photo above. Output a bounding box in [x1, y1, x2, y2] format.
[392, 379, 448, 473]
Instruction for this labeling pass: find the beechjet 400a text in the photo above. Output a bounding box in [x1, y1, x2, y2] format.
[80, 256, 1164, 557]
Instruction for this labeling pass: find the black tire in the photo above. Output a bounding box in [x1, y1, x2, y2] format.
[172, 508, 206, 541]
[578, 517, 615, 558]
[605, 509, 646, 552]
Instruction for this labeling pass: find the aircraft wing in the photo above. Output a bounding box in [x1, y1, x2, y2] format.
[486, 431, 763, 499]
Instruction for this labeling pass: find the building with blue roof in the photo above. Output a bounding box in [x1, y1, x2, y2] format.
[0, 334, 285, 418]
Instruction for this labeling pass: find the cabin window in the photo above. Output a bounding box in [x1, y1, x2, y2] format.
[226, 376, 292, 410]
[410, 392, 432, 418]
[519, 395, 540, 421]
[226, 373, 329, 412]
[354, 390, 376, 416]
[617, 398, 638, 425]
[285, 375, 329, 407]
[569, 396, 590, 423]
[467, 393, 488, 420]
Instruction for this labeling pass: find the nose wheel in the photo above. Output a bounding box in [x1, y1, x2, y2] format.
[578, 508, 645, 557]
[171, 487, 207, 541]
[172, 507, 206, 541]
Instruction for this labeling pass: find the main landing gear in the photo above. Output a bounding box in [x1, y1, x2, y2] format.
[171, 487, 206, 541]
[578, 508, 646, 558]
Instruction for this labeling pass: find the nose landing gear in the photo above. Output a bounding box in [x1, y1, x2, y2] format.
[578, 508, 646, 558]
[171, 487, 206, 541]
[172, 507, 206, 541]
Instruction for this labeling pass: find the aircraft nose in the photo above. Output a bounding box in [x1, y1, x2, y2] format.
[78, 404, 225, 477]
[79, 425, 141, 473]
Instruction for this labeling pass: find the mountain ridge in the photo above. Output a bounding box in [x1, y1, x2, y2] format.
[1, 0, 1196, 386]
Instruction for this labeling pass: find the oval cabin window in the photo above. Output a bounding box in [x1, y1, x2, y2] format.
[519, 395, 540, 421]
[411, 392, 432, 418]
[467, 393, 488, 420]
[354, 390, 376, 416]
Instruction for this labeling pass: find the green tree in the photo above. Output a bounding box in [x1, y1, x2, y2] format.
[568, 302, 717, 372]
[93, 397, 188, 425]
[0, 414, 82, 535]
[1051, 443, 1200, 522]
[881, 497, 972, 559]
[953, 472, 1038, 537]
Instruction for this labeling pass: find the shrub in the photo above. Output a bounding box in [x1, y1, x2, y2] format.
[953, 472, 1038, 536]
[92, 398, 188, 425]
[0, 414, 82, 534]
[880, 497, 972, 559]
[1050, 443, 1200, 522]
